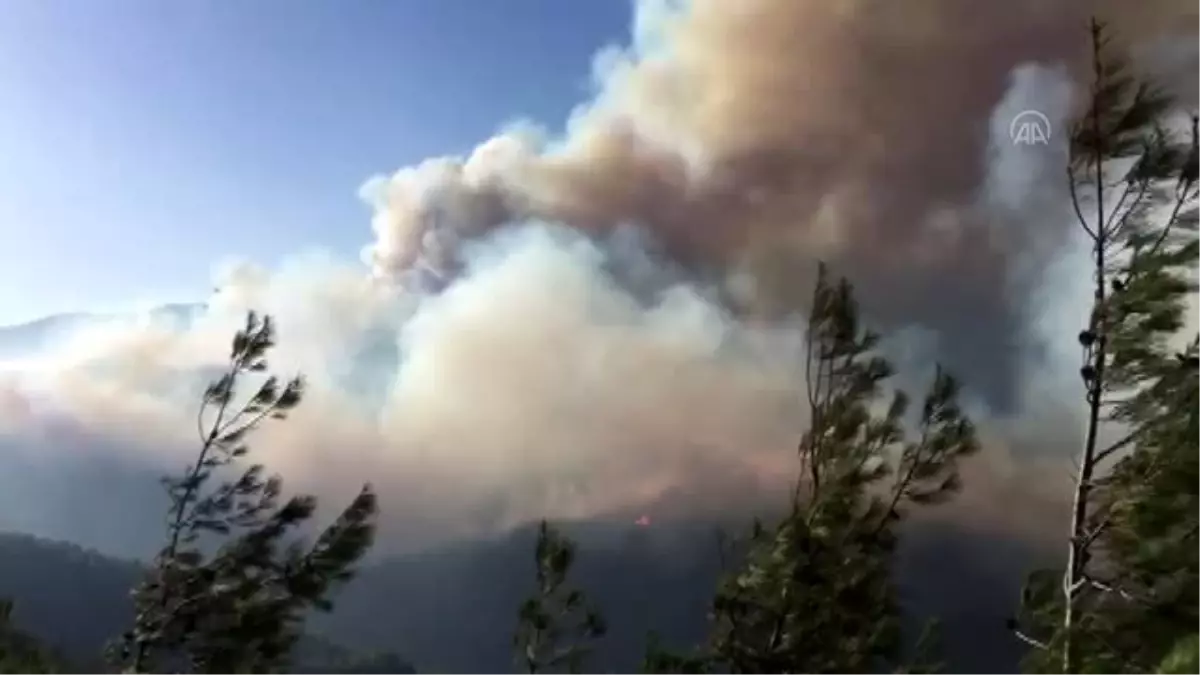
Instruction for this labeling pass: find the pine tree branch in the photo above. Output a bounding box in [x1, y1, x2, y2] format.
[1068, 166, 1099, 242]
[1101, 179, 1135, 238]
[1093, 425, 1143, 465]
[1136, 183, 1189, 264]
[1083, 575, 1146, 604]
[1013, 629, 1050, 651]
[1077, 514, 1113, 553]
[765, 586, 791, 656]
[875, 424, 929, 537]
[216, 400, 284, 446]
[1119, 117, 1198, 289]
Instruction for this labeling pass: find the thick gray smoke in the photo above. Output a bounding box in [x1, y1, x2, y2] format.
[0, 0, 1194, 558]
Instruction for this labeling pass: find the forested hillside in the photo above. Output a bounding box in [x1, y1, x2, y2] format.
[0, 535, 414, 673]
[318, 520, 1047, 672]
[0, 521, 1049, 673]
[0, 534, 139, 670]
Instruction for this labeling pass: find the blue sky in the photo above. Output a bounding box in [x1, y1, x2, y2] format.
[0, 0, 630, 324]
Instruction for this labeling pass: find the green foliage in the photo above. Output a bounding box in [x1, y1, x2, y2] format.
[648, 264, 978, 673]
[514, 521, 607, 674]
[111, 312, 379, 674]
[1013, 18, 1199, 675]
[1157, 634, 1200, 674]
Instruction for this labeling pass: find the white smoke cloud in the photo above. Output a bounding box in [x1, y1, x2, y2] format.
[1, 224, 821, 552]
[0, 219, 1081, 556]
[0, 0, 1194, 558]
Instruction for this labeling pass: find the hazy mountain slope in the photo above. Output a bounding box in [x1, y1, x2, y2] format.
[0, 450, 169, 560]
[0, 532, 414, 673]
[318, 519, 1051, 673]
[0, 533, 140, 670]
[0, 313, 93, 361]
[0, 304, 204, 362]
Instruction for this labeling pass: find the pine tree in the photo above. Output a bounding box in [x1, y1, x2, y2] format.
[111, 312, 379, 674]
[1009, 19, 1199, 674]
[647, 264, 979, 673]
[514, 521, 607, 674]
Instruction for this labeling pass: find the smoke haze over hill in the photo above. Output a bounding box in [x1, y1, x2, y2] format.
[0, 0, 1195, 565]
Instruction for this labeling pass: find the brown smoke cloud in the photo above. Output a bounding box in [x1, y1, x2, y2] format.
[362, 0, 1196, 409]
[0, 0, 1195, 557]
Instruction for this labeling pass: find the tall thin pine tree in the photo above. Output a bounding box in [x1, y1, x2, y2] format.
[112, 312, 379, 674]
[1010, 19, 1198, 674]
[646, 264, 979, 673]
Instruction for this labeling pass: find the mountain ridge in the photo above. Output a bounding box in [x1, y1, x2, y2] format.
[0, 302, 207, 361]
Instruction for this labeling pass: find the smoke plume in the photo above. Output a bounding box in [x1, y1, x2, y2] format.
[0, 0, 1195, 557]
